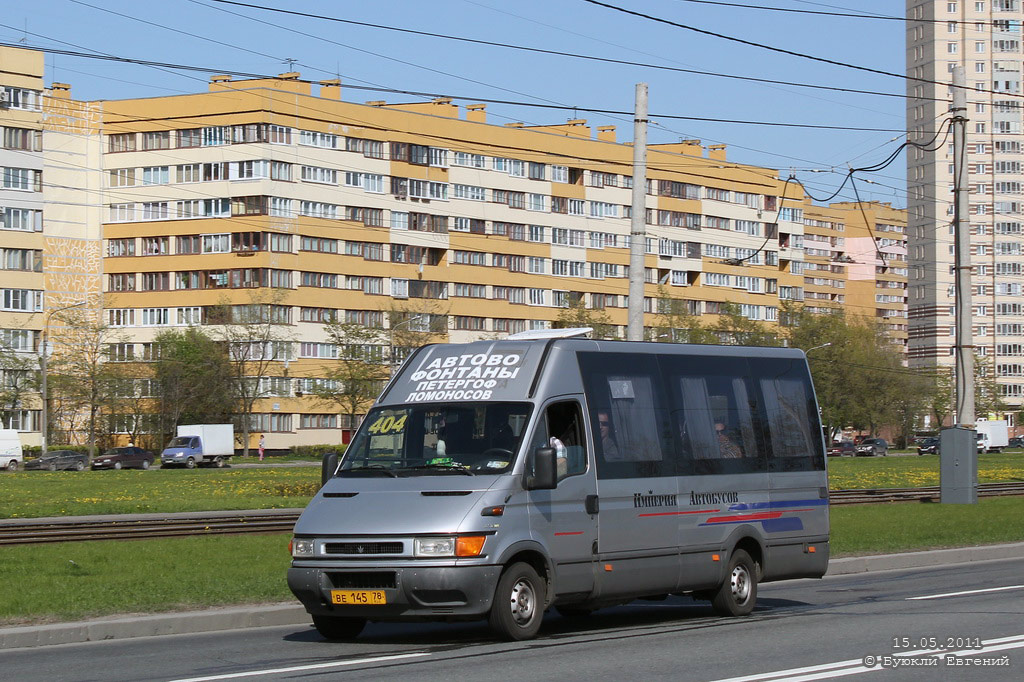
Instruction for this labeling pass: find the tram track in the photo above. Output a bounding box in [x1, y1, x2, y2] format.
[2, 482, 1023, 545]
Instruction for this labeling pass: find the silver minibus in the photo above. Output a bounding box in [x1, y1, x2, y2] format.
[288, 331, 829, 640]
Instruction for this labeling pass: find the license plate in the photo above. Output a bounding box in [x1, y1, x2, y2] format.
[330, 589, 386, 605]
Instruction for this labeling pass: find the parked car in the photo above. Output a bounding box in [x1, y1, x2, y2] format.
[827, 441, 856, 457]
[23, 450, 89, 471]
[1009, 436, 1024, 449]
[91, 447, 154, 470]
[916, 437, 940, 455]
[856, 438, 888, 456]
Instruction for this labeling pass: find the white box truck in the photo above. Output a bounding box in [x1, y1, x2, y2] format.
[161, 424, 235, 468]
[976, 419, 1009, 453]
[0, 429, 23, 471]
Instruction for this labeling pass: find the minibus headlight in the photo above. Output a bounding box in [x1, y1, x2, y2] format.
[291, 538, 315, 557]
[414, 537, 456, 556]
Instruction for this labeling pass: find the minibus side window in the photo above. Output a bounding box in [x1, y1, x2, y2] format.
[662, 355, 767, 476]
[752, 358, 825, 472]
[527, 401, 586, 481]
[577, 353, 673, 479]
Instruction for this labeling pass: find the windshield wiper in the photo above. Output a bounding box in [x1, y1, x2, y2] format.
[395, 464, 475, 476]
[337, 465, 398, 477]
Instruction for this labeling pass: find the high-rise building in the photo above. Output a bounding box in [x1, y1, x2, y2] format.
[907, 0, 1024, 416]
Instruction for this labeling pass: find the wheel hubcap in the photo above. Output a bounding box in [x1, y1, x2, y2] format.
[731, 565, 751, 604]
[509, 578, 536, 626]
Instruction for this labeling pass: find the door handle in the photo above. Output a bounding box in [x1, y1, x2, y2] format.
[585, 494, 599, 515]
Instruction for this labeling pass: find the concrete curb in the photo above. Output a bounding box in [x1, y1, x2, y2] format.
[0, 604, 309, 650]
[4, 542, 1024, 650]
[825, 541, 1024, 575]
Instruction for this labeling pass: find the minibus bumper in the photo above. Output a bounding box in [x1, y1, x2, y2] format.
[288, 564, 503, 619]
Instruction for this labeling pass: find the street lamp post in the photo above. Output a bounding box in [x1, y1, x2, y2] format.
[40, 301, 87, 455]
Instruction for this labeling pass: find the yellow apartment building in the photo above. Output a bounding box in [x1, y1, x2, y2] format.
[0, 45, 909, 449]
[0, 47, 46, 442]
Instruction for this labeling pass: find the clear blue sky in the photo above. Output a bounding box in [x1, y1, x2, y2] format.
[2, 0, 910, 204]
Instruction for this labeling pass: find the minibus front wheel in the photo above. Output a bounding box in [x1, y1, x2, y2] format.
[711, 549, 757, 617]
[489, 562, 546, 640]
[312, 615, 366, 641]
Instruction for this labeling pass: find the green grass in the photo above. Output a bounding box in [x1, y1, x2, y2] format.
[826, 451, 1024, 490]
[0, 534, 293, 626]
[0, 468, 321, 519]
[3, 454, 1024, 520]
[831, 496, 1024, 555]
[3, 497, 1024, 626]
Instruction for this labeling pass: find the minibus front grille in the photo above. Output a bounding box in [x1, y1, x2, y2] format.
[324, 541, 404, 555]
[327, 571, 397, 589]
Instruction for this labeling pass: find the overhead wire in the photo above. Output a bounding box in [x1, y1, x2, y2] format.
[583, 0, 1024, 99]
[203, 0, 940, 103]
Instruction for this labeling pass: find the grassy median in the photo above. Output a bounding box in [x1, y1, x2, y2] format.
[2, 453, 1023, 520]
[3, 496, 1024, 626]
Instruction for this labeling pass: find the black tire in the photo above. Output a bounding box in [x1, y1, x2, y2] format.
[185, 457, 196, 469]
[6, 460, 17, 471]
[711, 549, 757, 616]
[75, 461, 85, 471]
[113, 461, 122, 470]
[488, 562, 546, 641]
[214, 456, 225, 468]
[312, 615, 366, 641]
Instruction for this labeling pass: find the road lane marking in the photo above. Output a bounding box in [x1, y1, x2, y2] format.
[706, 634, 1024, 682]
[166, 652, 429, 682]
[906, 584, 1024, 600]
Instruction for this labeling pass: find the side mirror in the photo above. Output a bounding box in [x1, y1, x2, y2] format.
[527, 446, 557, 490]
[321, 452, 339, 487]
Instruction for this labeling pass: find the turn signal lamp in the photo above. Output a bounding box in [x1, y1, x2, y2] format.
[455, 535, 486, 557]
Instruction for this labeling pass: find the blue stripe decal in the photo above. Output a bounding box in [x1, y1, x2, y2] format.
[761, 517, 804, 532]
[698, 517, 805, 532]
[727, 499, 828, 511]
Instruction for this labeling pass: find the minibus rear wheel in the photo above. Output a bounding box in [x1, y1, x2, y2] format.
[489, 562, 546, 640]
[312, 615, 366, 641]
[711, 549, 757, 616]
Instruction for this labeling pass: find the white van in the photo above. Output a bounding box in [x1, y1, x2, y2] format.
[0, 429, 24, 471]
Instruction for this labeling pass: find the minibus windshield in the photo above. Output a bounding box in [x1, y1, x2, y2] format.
[339, 402, 532, 476]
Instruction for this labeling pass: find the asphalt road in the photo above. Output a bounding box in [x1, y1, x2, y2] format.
[3, 559, 1021, 682]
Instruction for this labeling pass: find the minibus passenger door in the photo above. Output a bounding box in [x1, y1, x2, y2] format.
[525, 399, 598, 597]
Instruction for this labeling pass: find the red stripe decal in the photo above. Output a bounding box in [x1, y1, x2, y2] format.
[554, 531, 584, 536]
[638, 508, 719, 517]
[705, 511, 783, 523]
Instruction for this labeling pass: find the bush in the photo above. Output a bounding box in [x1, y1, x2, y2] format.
[23, 445, 92, 459]
[288, 444, 347, 459]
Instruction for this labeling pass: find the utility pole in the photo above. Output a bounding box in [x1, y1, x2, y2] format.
[941, 65, 977, 504]
[627, 83, 649, 342]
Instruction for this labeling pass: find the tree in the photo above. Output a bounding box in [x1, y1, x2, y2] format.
[0, 341, 37, 429]
[974, 354, 1008, 419]
[151, 327, 235, 444]
[313, 320, 390, 434]
[388, 300, 449, 371]
[649, 287, 717, 344]
[45, 309, 126, 456]
[712, 302, 781, 347]
[783, 304, 927, 443]
[923, 355, 1006, 428]
[216, 293, 295, 456]
[553, 296, 617, 339]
